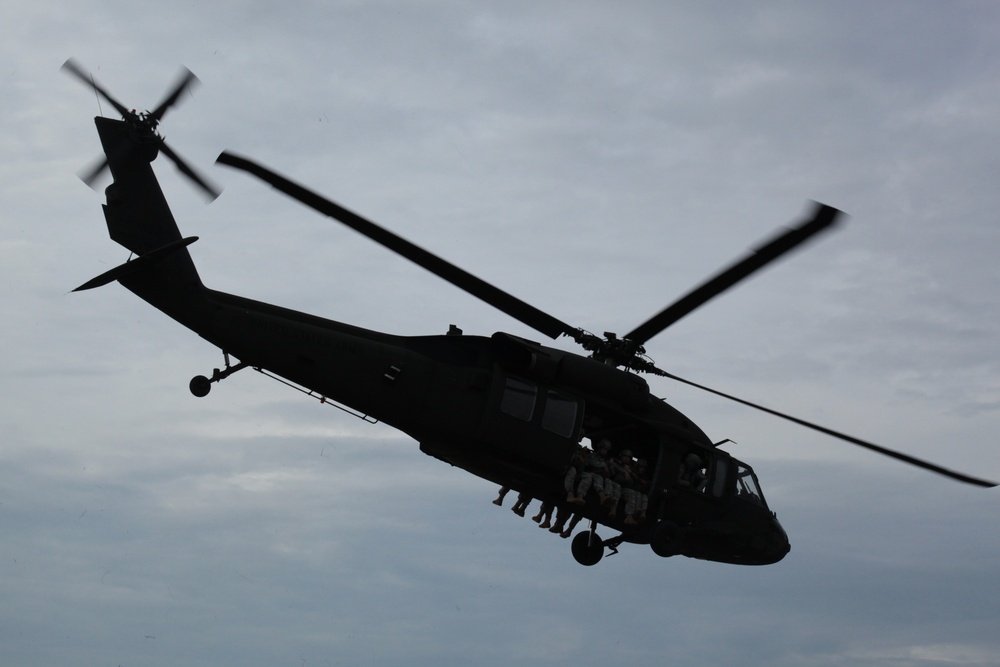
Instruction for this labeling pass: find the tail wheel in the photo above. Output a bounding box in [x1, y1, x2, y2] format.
[189, 375, 212, 397]
[650, 520, 684, 558]
[571, 530, 604, 566]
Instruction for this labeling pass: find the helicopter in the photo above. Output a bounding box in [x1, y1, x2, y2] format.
[64, 60, 996, 567]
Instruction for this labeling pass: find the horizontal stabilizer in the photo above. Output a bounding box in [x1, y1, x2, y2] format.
[73, 236, 199, 292]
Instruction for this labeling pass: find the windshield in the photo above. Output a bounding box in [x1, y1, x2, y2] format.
[734, 461, 766, 508]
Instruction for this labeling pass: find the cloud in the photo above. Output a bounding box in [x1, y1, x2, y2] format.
[2, 2, 999, 666]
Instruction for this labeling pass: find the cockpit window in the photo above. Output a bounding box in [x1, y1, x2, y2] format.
[735, 462, 765, 507]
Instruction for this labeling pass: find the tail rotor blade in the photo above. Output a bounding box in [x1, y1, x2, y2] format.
[78, 155, 109, 188]
[77, 135, 139, 190]
[159, 141, 221, 201]
[150, 67, 200, 122]
[61, 58, 132, 119]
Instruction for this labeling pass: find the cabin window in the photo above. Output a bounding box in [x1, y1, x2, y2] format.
[541, 391, 579, 438]
[500, 377, 537, 422]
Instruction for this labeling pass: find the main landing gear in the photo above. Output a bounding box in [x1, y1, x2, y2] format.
[189, 352, 248, 397]
[570, 521, 625, 566]
[649, 520, 684, 558]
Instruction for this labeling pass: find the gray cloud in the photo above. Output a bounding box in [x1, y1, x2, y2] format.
[2, 2, 999, 666]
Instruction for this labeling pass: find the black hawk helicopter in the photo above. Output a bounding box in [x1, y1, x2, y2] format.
[64, 61, 996, 567]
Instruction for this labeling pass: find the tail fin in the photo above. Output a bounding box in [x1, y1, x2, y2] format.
[86, 117, 211, 328]
[96, 116, 200, 272]
[95, 115, 202, 285]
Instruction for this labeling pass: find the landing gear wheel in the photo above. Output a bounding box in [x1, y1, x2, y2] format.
[650, 520, 683, 558]
[571, 530, 604, 566]
[189, 375, 212, 397]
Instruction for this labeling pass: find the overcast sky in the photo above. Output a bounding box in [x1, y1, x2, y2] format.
[2, 2, 999, 666]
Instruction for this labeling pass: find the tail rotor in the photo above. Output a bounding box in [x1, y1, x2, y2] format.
[62, 58, 220, 200]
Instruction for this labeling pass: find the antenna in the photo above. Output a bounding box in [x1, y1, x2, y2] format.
[90, 72, 103, 116]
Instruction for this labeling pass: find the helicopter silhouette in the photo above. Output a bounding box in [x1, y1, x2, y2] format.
[65, 61, 996, 567]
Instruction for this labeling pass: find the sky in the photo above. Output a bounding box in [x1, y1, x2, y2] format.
[2, 1, 999, 665]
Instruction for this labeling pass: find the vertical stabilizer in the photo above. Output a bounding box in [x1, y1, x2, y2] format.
[96, 116, 202, 287]
[93, 116, 210, 328]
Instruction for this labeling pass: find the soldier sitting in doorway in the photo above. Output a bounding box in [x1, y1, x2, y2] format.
[630, 459, 650, 524]
[567, 438, 611, 506]
[562, 443, 588, 503]
[603, 448, 635, 518]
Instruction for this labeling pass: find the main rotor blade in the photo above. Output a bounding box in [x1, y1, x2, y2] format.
[661, 369, 997, 488]
[216, 151, 576, 339]
[61, 58, 132, 119]
[159, 141, 221, 201]
[150, 67, 199, 122]
[624, 203, 843, 346]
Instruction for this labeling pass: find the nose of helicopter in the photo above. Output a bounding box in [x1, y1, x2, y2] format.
[765, 514, 791, 563]
[741, 514, 791, 565]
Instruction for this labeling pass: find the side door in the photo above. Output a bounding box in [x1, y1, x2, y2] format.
[479, 369, 584, 472]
